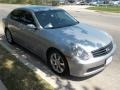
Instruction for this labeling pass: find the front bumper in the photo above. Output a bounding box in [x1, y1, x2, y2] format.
[67, 43, 116, 77]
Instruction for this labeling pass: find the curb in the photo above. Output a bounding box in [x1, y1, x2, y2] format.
[0, 80, 7, 90]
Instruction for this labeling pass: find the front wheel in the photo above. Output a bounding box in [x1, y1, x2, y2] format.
[48, 50, 69, 76]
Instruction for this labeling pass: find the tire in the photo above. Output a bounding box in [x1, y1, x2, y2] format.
[48, 49, 69, 76]
[5, 29, 14, 44]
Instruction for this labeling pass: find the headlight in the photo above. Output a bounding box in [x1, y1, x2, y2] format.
[72, 44, 89, 60]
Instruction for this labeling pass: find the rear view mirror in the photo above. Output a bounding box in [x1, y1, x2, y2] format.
[27, 24, 36, 29]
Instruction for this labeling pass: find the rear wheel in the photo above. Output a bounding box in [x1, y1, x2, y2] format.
[48, 49, 69, 76]
[5, 29, 14, 44]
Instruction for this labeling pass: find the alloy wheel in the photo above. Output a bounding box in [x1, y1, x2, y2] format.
[50, 53, 65, 74]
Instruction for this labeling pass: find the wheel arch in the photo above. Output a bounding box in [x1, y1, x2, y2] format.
[46, 47, 63, 60]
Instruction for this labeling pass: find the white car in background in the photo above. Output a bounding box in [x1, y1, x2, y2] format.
[76, 1, 81, 4]
[76, 1, 86, 5]
[109, 0, 120, 5]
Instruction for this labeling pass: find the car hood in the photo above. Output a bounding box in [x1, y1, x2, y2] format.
[45, 23, 112, 52]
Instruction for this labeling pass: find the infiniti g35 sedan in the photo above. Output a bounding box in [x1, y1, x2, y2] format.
[3, 6, 116, 77]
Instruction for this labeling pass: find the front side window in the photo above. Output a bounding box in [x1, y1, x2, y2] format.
[35, 10, 79, 29]
[22, 11, 35, 25]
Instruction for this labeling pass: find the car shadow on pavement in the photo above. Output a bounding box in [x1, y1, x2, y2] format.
[63, 70, 103, 81]
[0, 34, 103, 90]
[54, 76, 103, 90]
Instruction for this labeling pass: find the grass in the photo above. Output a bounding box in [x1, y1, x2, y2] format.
[0, 45, 54, 90]
[88, 5, 120, 13]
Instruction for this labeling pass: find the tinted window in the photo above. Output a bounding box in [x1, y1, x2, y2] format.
[10, 10, 23, 21]
[22, 11, 35, 25]
[10, 10, 35, 25]
[35, 10, 79, 29]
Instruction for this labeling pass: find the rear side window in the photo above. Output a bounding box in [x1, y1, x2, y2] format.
[10, 10, 23, 22]
[10, 9, 36, 25]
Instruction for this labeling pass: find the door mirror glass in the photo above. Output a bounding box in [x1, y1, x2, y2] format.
[27, 24, 36, 29]
[44, 23, 53, 29]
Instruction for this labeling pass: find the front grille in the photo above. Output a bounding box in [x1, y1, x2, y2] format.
[92, 42, 113, 57]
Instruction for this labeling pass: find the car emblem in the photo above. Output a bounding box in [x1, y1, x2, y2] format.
[106, 48, 110, 52]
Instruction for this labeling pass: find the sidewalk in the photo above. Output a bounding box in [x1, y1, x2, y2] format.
[0, 80, 7, 90]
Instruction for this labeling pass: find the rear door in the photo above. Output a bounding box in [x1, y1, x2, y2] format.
[8, 9, 38, 49]
[8, 10, 29, 46]
[8, 9, 47, 58]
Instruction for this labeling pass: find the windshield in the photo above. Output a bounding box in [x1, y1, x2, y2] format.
[35, 10, 79, 29]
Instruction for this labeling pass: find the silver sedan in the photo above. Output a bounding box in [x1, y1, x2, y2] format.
[3, 6, 116, 77]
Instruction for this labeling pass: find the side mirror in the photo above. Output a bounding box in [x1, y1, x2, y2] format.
[27, 24, 36, 29]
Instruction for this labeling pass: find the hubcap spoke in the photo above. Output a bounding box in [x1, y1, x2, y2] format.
[57, 56, 61, 61]
[60, 62, 65, 66]
[53, 53, 57, 60]
[50, 56, 57, 65]
[58, 65, 64, 72]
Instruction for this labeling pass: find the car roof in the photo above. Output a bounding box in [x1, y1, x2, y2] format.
[17, 5, 63, 12]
